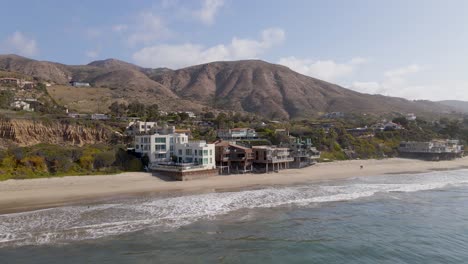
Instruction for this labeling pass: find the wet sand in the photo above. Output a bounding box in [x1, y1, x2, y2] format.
[1, 157, 467, 214]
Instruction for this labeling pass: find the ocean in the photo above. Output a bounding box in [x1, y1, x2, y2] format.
[1, 169, 468, 263]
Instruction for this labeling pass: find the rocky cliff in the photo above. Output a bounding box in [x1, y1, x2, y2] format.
[0, 118, 115, 148]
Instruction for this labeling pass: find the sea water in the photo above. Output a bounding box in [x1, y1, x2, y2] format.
[1, 169, 468, 263]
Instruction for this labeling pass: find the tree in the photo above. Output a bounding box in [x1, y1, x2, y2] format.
[93, 151, 116, 170]
[109, 102, 127, 117]
[128, 101, 146, 117]
[392, 117, 409, 128]
[146, 104, 160, 121]
[0, 90, 14, 109]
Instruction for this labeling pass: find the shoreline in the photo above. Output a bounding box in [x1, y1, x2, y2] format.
[1, 157, 468, 214]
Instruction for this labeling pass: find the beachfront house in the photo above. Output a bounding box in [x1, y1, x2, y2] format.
[215, 140, 255, 174]
[287, 138, 321, 168]
[399, 139, 464, 160]
[252, 146, 294, 173]
[134, 128, 216, 180]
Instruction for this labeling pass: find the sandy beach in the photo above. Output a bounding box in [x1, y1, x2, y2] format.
[1, 157, 468, 214]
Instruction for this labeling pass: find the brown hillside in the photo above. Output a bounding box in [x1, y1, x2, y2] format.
[150, 60, 454, 118]
[0, 54, 457, 118]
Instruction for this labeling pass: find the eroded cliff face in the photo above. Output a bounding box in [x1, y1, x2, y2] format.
[0, 118, 115, 148]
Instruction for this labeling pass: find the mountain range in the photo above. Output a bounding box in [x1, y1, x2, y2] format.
[0, 54, 464, 119]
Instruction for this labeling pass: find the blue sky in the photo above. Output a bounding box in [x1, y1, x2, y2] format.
[1, 0, 468, 101]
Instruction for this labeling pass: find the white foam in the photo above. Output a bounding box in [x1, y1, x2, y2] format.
[1, 169, 468, 247]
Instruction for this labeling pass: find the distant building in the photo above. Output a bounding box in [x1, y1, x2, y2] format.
[91, 114, 109, 120]
[10, 100, 33, 111]
[69, 81, 90, 87]
[399, 140, 464, 160]
[406, 113, 417, 121]
[346, 127, 374, 137]
[217, 128, 258, 140]
[0, 78, 20, 87]
[20, 81, 35, 89]
[323, 112, 345, 119]
[384, 122, 403, 131]
[68, 113, 89, 119]
[0, 78, 35, 89]
[126, 121, 158, 135]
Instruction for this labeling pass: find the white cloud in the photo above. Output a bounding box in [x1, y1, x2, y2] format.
[278, 57, 367, 82]
[132, 27, 285, 68]
[349, 64, 440, 99]
[128, 12, 171, 45]
[193, 0, 225, 25]
[1, 31, 38, 56]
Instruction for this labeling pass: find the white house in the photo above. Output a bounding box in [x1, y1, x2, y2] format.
[10, 100, 33, 111]
[217, 128, 258, 140]
[174, 141, 215, 169]
[127, 121, 158, 134]
[134, 132, 188, 164]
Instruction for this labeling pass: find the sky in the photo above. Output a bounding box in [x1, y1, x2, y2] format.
[1, 0, 468, 101]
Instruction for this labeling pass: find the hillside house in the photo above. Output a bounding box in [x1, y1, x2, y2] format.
[217, 128, 258, 140]
[69, 81, 90, 87]
[0, 78, 20, 87]
[384, 122, 403, 131]
[126, 121, 158, 135]
[91, 114, 109, 120]
[10, 100, 33, 111]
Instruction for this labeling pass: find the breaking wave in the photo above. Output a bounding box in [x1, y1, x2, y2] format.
[1, 169, 468, 247]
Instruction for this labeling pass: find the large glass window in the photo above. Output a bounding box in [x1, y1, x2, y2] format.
[203, 158, 208, 164]
[186, 149, 192, 155]
[155, 145, 166, 151]
[155, 137, 166, 143]
[203, 150, 208, 156]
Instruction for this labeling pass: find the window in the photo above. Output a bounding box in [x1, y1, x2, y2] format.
[210, 158, 212, 164]
[194, 150, 198, 155]
[210, 149, 213, 156]
[136, 145, 139, 149]
[155, 145, 166, 151]
[170, 146, 174, 151]
[186, 149, 192, 155]
[203, 158, 208, 164]
[203, 150, 208, 156]
[155, 137, 166, 143]
[178, 149, 182, 155]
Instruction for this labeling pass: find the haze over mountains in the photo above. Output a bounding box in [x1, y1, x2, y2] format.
[0, 54, 464, 119]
